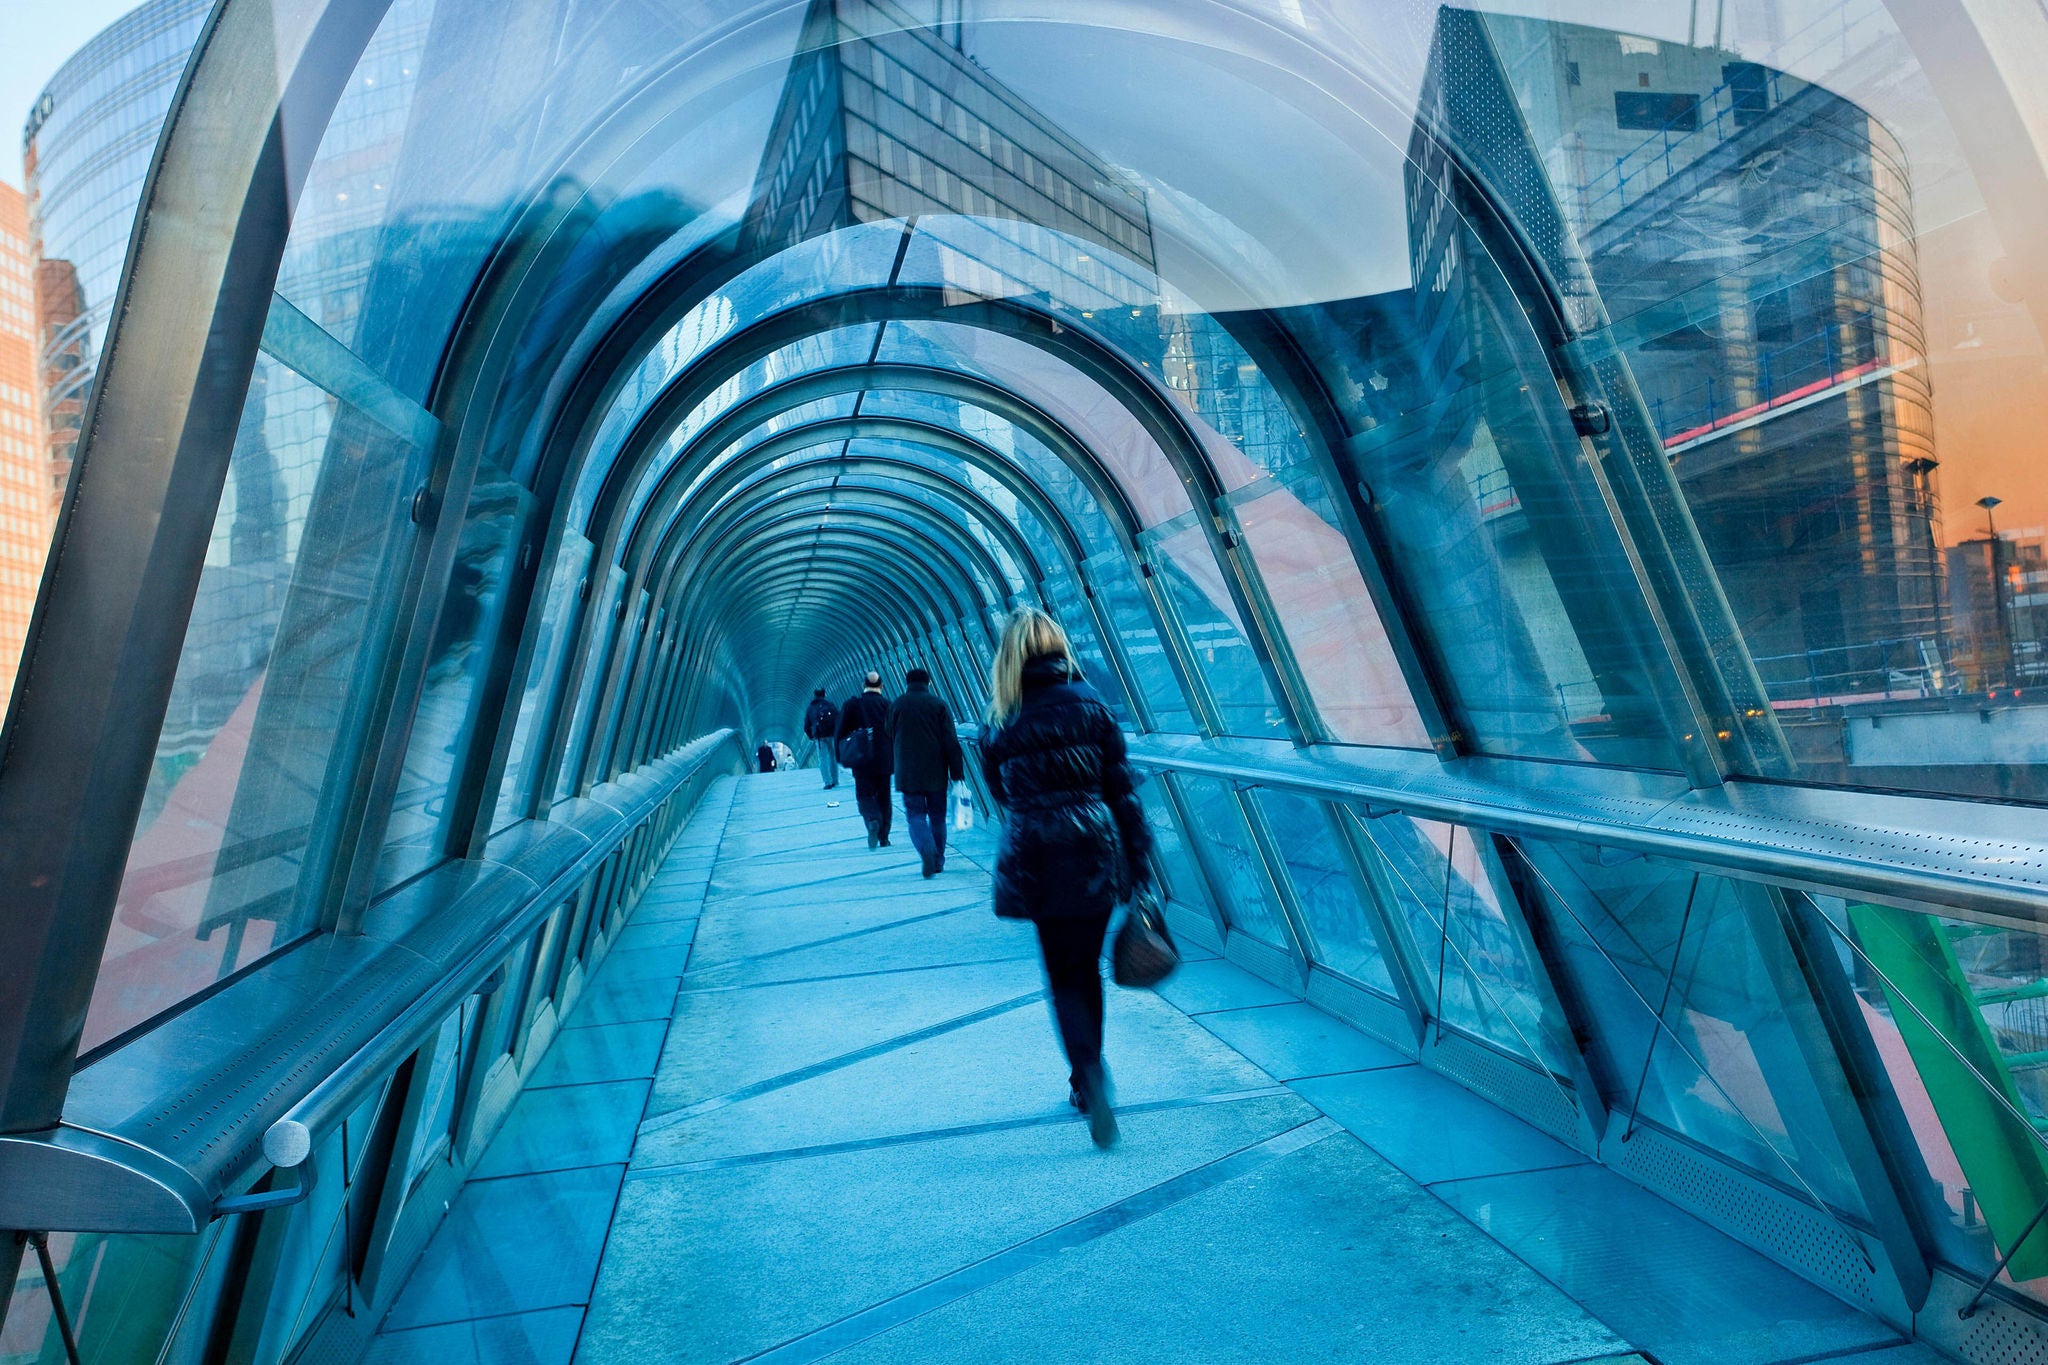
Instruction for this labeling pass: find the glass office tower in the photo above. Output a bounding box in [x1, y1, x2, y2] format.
[22, 0, 212, 510]
[5, 2, 2048, 1361]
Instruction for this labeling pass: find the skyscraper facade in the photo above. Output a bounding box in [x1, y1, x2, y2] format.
[23, 0, 212, 511]
[1396, 10, 1965, 787]
[0, 183, 46, 723]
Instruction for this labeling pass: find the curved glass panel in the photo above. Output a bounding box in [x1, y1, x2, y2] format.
[88, 347, 430, 1052]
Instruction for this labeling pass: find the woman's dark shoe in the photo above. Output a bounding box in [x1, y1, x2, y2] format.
[1076, 1068, 1117, 1149]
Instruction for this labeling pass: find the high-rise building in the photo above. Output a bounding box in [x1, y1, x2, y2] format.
[0, 183, 47, 722]
[1424, 15, 1945, 697]
[24, 0, 212, 510]
[743, 0, 1154, 274]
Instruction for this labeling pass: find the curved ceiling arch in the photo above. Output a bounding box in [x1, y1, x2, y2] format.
[656, 458, 1054, 601]
[649, 424, 1091, 574]
[666, 498, 1014, 637]
[621, 363, 1147, 568]
[558, 284, 1307, 739]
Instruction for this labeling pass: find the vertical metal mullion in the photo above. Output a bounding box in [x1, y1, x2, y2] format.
[1326, 803, 1432, 1045]
[1212, 498, 1332, 745]
[1072, 558, 1155, 732]
[1230, 784, 1314, 979]
[1479, 832, 1613, 1152]
[1747, 883, 1932, 1310]
[1119, 538, 1225, 737]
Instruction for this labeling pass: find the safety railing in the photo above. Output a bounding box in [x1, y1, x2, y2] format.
[1112, 730, 2048, 1349]
[0, 729, 746, 1363]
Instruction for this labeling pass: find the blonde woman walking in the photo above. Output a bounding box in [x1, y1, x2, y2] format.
[978, 607, 1151, 1148]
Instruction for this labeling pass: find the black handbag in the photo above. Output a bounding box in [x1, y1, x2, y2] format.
[1112, 887, 1179, 988]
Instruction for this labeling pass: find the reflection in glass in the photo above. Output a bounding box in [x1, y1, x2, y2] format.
[1253, 789, 1396, 996]
[382, 471, 531, 887]
[1149, 524, 1285, 736]
[1514, 839, 1866, 1214]
[91, 358, 424, 1054]
[1173, 775, 1289, 949]
[1140, 779, 1209, 916]
[496, 533, 594, 830]
[1820, 895, 2048, 1288]
[1360, 815, 1572, 1074]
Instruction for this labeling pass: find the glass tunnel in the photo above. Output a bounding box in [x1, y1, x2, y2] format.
[6, 0, 2048, 1360]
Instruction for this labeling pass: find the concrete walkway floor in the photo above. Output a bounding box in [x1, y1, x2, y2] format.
[365, 770, 1944, 1365]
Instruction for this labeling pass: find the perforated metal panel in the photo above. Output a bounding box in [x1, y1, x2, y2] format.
[1429, 1030, 1580, 1143]
[1306, 969, 1414, 1056]
[1605, 1124, 1877, 1308]
[1959, 1307, 2048, 1365]
[1651, 802, 2048, 898]
[1163, 898, 1222, 955]
[1224, 931, 1303, 992]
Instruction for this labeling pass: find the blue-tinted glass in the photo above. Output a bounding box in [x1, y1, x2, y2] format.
[1514, 838, 1867, 1215]
[1358, 815, 1573, 1074]
[91, 356, 428, 1053]
[556, 566, 627, 800]
[1149, 523, 1285, 736]
[1086, 550, 1194, 733]
[1254, 789, 1397, 996]
[496, 532, 594, 830]
[1140, 779, 1210, 914]
[382, 471, 532, 886]
[1172, 774, 1289, 949]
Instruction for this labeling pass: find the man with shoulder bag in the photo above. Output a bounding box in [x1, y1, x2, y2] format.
[835, 672, 894, 847]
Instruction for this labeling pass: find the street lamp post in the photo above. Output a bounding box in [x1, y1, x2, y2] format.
[1978, 496, 2011, 687]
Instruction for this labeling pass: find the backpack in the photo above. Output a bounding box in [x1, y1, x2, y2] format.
[808, 700, 837, 738]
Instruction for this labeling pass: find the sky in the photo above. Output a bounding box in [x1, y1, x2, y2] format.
[1, 0, 143, 191]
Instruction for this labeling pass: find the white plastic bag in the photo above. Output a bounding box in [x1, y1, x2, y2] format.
[952, 787, 974, 831]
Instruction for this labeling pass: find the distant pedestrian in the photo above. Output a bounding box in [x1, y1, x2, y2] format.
[755, 742, 777, 774]
[888, 667, 964, 877]
[835, 672, 895, 848]
[980, 607, 1151, 1149]
[804, 687, 841, 789]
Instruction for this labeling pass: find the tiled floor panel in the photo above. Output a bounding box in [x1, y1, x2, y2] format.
[366, 770, 1929, 1365]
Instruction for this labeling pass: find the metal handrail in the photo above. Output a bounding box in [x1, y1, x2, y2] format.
[1120, 732, 2048, 930]
[260, 729, 742, 1176]
[0, 730, 743, 1238]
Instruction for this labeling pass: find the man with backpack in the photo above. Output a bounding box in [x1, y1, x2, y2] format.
[803, 687, 840, 789]
[835, 672, 895, 848]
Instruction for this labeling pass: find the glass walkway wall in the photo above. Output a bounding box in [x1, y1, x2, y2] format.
[3, 0, 2048, 1359]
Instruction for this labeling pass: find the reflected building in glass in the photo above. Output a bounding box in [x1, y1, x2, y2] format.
[0, 183, 45, 723]
[1400, 11, 1973, 782]
[742, 0, 1154, 272]
[22, 0, 212, 512]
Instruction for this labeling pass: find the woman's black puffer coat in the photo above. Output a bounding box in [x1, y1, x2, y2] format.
[980, 655, 1152, 921]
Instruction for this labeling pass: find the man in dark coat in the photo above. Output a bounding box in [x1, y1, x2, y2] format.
[803, 687, 840, 789]
[835, 671, 894, 848]
[887, 667, 964, 877]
